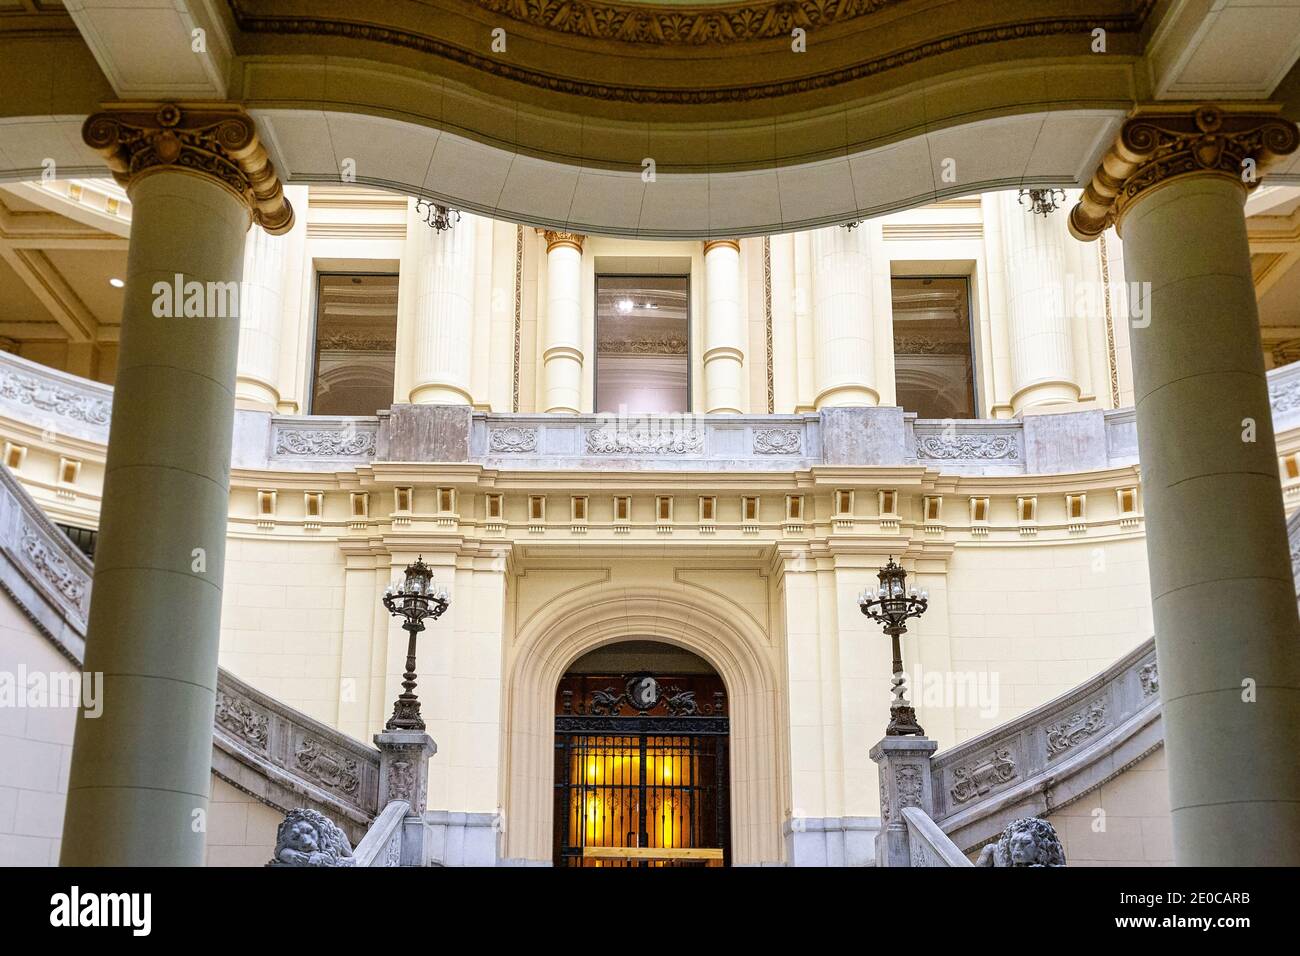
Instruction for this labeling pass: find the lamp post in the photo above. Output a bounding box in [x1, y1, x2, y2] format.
[381, 556, 450, 731]
[859, 557, 928, 736]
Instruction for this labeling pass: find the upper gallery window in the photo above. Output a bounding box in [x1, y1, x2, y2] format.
[891, 275, 977, 419]
[595, 275, 690, 414]
[311, 273, 399, 416]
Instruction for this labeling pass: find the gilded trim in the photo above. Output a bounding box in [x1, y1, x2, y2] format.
[82, 102, 294, 235]
[513, 223, 524, 413]
[542, 230, 585, 254]
[1098, 233, 1120, 408]
[227, 2, 1153, 105]
[1070, 105, 1300, 240]
[763, 236, 774, 414]
[703, 239, 740, 255]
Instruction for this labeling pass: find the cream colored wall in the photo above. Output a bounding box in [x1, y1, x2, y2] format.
[0, 590, 75, 866]
[944, 538, 1153, 742]
[205, 775, 282, 867]
[218, 536, 348, 727]
[1045, 748, 1173, 866]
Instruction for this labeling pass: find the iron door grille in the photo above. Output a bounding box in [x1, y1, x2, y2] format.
[553, 673, 729, 867]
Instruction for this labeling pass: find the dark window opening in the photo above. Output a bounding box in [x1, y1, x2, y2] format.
[595, 275, 689, 414]
[891, 276, 977, 419]
[56, 523, 97, 560]
[310, 273, 398, 416]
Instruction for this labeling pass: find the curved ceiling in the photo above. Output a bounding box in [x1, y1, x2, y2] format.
[4, 0, 1300, 237]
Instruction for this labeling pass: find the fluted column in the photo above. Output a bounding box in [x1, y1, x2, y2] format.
[811, 225, 877, 407]
[702, 239, 745, 413]
[1071, 104, 1300, 866]
[998, 190, 1080, 411]
[64, 104, 293, 865]
[541, 230, 584, 414]
[409, 211, 478, 404]
[234, 217, 294, 410]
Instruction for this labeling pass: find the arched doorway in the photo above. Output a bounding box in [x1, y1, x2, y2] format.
[553, 641, 730, 867]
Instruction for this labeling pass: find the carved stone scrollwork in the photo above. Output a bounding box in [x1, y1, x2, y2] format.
[488, 426, 538, 452]
[895, 765, 924, 810]
[294, 737, 362, 796]
[387, 759, 415, 802]
[273, 427, 377, 458]
[753, 427, 801, 455]
[1139, 662, 1159, 697]
[19, 524, 87, 612]
[949, 748, 1016, 804]
[82, 103, 294, 235]
[542, 230, 585, 254]
[916, 434, 1019, 460]
[585, 427, 703, 455]
[215, 691, 269, 751]
[1070, 106, 1300, 239]
[1270, 378, 1300, 416]
[1045, 698, 1107, 756]
[0, 368, 111, 427]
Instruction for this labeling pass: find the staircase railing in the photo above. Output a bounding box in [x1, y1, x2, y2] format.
[901, 807, 973, 867]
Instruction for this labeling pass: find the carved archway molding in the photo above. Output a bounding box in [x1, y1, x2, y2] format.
[503, 586, 785, 864]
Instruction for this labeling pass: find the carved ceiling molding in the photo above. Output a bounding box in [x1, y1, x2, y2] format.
[81, 103, 294, 235]
[470, 0, 900, 47]
[1070, 105, 1300, 240]
[226, 1, 1154, 104]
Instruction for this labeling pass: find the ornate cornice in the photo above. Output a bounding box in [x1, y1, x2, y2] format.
[703, 239, 741, 255]
[469, 0, 900, 47]
[82, 103, 294, 235]
[227, 1, 1155, 105]
[1070, 105, 1300, 240]
[542, 229, 585, 253]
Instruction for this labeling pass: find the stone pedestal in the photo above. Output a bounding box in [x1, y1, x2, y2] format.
[375, 730, 436, 866]
[869, 735, 937, 868]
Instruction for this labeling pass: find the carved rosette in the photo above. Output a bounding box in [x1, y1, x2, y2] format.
[1070, 105, 1300, 239]
[753, 427, 802, 455]
[82, 103, 294, 235]
[542, 230, 585, 254]
[488, 426, 538, 452]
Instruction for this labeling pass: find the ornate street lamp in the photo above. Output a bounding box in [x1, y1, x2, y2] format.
[858, 557, 929, 737]
[1018, 187, 1066, 217]
[381, 556, 450, 731]
[414, 197, 460, 232]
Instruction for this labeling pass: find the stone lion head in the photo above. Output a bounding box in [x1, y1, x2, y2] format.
[989, 816, 1066, 867]
[271, 808, 355, 867]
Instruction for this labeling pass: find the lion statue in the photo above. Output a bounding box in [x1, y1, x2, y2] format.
[975, 816, 1066, 867]
[268, 808, 355, 867]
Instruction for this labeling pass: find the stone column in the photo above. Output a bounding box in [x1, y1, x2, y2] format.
[62, 104, 293, 866]
[408, 211, 478, 404]
[540, 230, 585, 414]
[997, 190, 1081, 412]
[811, 226, 877, 407]
[702, 239, 745, 413]
[1071, 105, 1300, 866]
[234, 221, 290, 410]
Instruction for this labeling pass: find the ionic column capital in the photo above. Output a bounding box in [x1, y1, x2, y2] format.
[1069, 104, 1299, 241]
[82, 102, 294, 235]
[703, 239, 741, 255]
[541, 229, 585, 254]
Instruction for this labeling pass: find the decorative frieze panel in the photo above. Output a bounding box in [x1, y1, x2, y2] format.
[1139, 662, 1159, 697]
[0, 353, 113, 441]
[488, 426, 538, 452]
[1045, 698, 1107, 757]
[18, 522, 89, 616]
[294, 735, 363, 797]
[271, 419, 378, 460]
[585, 426, 704, 455]
[215, 691, 270, 751]
[915, 431, 1020, 461]
[949, 748, 1017, 804]
[753, 427, 801, 455]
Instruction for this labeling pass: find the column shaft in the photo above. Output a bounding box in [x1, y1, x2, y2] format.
[811, 226, 877, 407]
[409, 212, 478, 404]
[541, 232, 584, 414]
[1121, 174, 1300, 865]
[998, 190, 1080, 411]
[61, 171, 252, 865]
[703, 239, 745, 413]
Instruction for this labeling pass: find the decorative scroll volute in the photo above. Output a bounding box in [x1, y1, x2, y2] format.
[82, 102, 294, 235]
[1070, 105, 1299, 240]
[542, 230, 585, 254]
